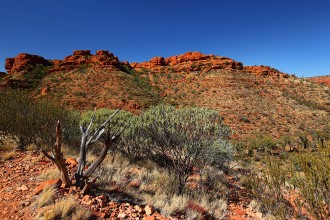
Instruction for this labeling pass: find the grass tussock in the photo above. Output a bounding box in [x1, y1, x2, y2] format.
[38, 168, 60, 180]
[33, 186, 56, 208]
[0, 151, 16, 161]
[0, 138, 17, 151]
[41, 196, 91, 220]
[93, 153, 229, 218]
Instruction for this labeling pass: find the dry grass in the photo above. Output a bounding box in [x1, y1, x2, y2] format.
[91, 152, 229, 218]
[41, 196, 91, 220]
[38, 168, 60, 180]
[33, 186, 56, 208]
[0, 151, 16, 161]
[0, 138, 17, 151]
[30, 153, 44, 165]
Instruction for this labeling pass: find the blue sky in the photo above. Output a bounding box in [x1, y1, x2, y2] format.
[0, 0, 329, 77]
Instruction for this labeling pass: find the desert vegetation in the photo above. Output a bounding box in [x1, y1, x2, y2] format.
[0, 53, 329, 219]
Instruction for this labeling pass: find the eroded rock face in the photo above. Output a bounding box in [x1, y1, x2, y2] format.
[243, 65, 290, 78]
[131, 51, 243, 73]
[5, 53, 51, 75]
[3, 50, 292, 79]
[0, 72, 7, 78]
[306, 76, 330, 86]
[49, 50, 126, 72]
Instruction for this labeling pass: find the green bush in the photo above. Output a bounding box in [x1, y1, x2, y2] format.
[137, 104, 233, 195]
[80, 109, 138, 156]
[80, 105, 233, 195]
[250, 133, 278, 151]
[0, 89, 79, 150]
[290, 149, 330, 219]
[248, 148, 330, 219]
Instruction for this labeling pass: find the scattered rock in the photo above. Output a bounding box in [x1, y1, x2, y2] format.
[117, 212, 127, 218]
[33, 178, 62, 195]
[144, 205, 154, 215]
[244, 65, 290, 78]
[16, 185, 29, 191]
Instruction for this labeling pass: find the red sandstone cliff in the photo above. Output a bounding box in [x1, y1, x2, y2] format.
[4, 50, 292, 79]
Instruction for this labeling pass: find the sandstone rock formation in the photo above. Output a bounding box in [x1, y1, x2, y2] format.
[5, 53, 52, 75]
[131, 51, 243, 73]
[49, 50, 131, 73]
[0, 72, 7, 78]
[4, 50, 292, 79]
[306, 75, 330, 86]
[243, 65, 290, 78]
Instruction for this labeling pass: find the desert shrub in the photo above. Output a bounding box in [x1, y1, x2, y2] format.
[249, 133, 278, 151]
[0, 89, 80, 150]
[248, 148, 330, 219]
[247, 158, 294, 219]
[80, 109, 138, 156]
[290, 149, 330, 219]
[137, 104, 233, 195]
[298, 132, 310, 149]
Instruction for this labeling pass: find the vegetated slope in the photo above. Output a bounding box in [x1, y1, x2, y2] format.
[142, 69, 329, 139]
[306, 75, 330, 87]
[37, 68, 161, 112]
[1, 50, 329, 139]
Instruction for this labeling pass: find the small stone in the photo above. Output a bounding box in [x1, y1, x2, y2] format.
[82, 195, 90, 201]
[118, 213, 126, 218]
[17, 185, 29, 191]
[256, 212, 263, 219]
[145, 205, 154, 215]
[65, 157, 78, 167]
[134, 205, 143, 212]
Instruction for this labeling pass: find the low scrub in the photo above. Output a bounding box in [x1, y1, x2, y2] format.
[0, 89, 80, 150]
[81, 105, 233, 195]
[135, 104, 233, 195]
[247, 148, 330, 219]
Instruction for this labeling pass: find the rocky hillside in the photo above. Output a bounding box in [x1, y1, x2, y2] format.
[1, 50, 329, 138]
[306, 75, 330, 87]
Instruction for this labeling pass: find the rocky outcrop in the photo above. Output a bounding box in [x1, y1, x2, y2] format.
[306, 75, 330, 86]
[131, 51, 243, 73]
[3, 51, 292, 79]
[0, 72, 7, 78]
[243, 65, 290, 78]
[49, 50, 130, 73]
[5, 53, 52, 75]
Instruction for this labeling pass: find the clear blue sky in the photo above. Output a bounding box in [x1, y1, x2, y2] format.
[1, 0, 329, 77]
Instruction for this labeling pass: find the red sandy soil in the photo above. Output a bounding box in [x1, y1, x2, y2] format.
[0, 150, 264, 220]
